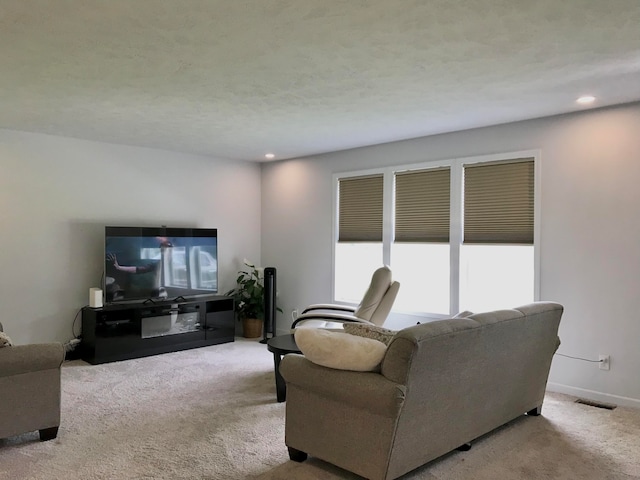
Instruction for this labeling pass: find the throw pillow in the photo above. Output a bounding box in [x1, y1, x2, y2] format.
[0, 331, 13, 347]
[294, 328, 388, 372]
[343, 323, 397, 346]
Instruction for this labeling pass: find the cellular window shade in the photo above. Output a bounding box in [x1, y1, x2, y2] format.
[338, 175, 383, 242]
[464, 159, 534, 244]
[395, 168, 450, 242]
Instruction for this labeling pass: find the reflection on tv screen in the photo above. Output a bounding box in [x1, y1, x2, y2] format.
[104, 227, 218, 303]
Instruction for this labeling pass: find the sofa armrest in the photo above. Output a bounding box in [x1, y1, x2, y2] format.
[280, 354, 406, 417]
[0, 343, 65, 378]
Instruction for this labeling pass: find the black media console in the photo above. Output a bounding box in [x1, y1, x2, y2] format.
[80, 295, 234, 364]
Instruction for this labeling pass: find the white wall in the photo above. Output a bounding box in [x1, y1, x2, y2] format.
[0, 129, 261, 345]
[261, 102, 640, 407]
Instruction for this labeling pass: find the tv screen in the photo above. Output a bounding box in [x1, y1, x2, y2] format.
[104, 226, 218, 303]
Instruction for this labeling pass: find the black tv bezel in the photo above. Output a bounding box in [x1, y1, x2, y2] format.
[103, 226, 219, 304]
[105, 226, 218, 239]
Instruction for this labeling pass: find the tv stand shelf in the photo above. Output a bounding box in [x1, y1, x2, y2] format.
[80, 295, 234, 364]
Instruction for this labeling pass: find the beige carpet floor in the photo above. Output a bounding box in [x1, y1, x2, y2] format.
[1, 338, 639, 480]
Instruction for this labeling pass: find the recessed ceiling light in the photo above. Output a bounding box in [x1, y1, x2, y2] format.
[576, 95, 596, 105]
[265, 153, 275, 159]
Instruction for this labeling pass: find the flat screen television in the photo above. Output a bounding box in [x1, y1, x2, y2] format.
[104, 226, 218, 304]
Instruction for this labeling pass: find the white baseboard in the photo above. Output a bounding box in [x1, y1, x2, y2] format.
[547, 382, 640, 409]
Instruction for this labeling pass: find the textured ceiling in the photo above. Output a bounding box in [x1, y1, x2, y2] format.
[1, 1, 639, 162]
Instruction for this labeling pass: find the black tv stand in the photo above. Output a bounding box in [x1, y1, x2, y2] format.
[80, 295, 234, 364]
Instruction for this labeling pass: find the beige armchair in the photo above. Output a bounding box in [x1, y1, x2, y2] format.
[0, 321, 65, 441]
[292, 266, 400, 330]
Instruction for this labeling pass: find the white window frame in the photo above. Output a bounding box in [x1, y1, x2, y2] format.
[332, 149, 541, 317]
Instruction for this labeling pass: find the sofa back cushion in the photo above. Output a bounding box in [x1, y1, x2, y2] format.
[380, 302, 563, 473]
[381, 302, 562, 386]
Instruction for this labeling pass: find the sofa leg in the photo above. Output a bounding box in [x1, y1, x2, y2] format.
[288, 446, 308, 462]
[457, 442, 472, 451]
[39, 426, 59, 441]
[527, 406, 542, 416]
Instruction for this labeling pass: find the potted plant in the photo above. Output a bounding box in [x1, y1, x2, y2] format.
[225, 261, 280, 338]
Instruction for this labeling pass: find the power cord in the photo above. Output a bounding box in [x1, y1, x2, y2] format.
[555, 353, 603, 363]
[72, 305, 88, 339]
[64, 305, 89, 358]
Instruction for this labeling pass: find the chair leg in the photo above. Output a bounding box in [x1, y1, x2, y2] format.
[527, 406, 542, 416]
[39, 426, 59, 441]
[288, 446, 308, 462]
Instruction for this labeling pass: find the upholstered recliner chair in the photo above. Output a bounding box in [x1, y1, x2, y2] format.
[292, 266, 400, 330]
[0, 321, 65, 441]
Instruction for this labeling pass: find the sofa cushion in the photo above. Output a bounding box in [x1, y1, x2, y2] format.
[343, 323, 397, 345]
[294, 328, 388, 372]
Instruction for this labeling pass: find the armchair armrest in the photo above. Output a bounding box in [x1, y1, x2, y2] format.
[0, 343, 65, 378]
[291, 312, 374, 329]
[302, 304, 357, 314]
[280, 354, 406, 417]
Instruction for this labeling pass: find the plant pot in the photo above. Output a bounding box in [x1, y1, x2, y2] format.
[242, 317, 263, 339]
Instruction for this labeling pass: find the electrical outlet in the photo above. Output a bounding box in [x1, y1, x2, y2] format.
[599, 354, 610, 371]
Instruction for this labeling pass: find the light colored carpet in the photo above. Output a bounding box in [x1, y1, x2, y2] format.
[1, 338, 639, 480]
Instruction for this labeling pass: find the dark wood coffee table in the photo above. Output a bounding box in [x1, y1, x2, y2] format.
[266, 334, 302, 402]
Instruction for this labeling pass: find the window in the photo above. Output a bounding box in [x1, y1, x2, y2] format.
[393, 167, 451, 314]
[460, 159, 535, 312]
[334, 152, 538, 316]
[334, 174, 384, 302]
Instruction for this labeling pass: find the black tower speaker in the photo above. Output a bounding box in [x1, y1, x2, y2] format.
[260, 267, 277, 344]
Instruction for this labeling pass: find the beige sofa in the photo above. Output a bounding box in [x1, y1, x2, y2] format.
[0, 321, 65, 441]
[280, 302, 563, 480]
